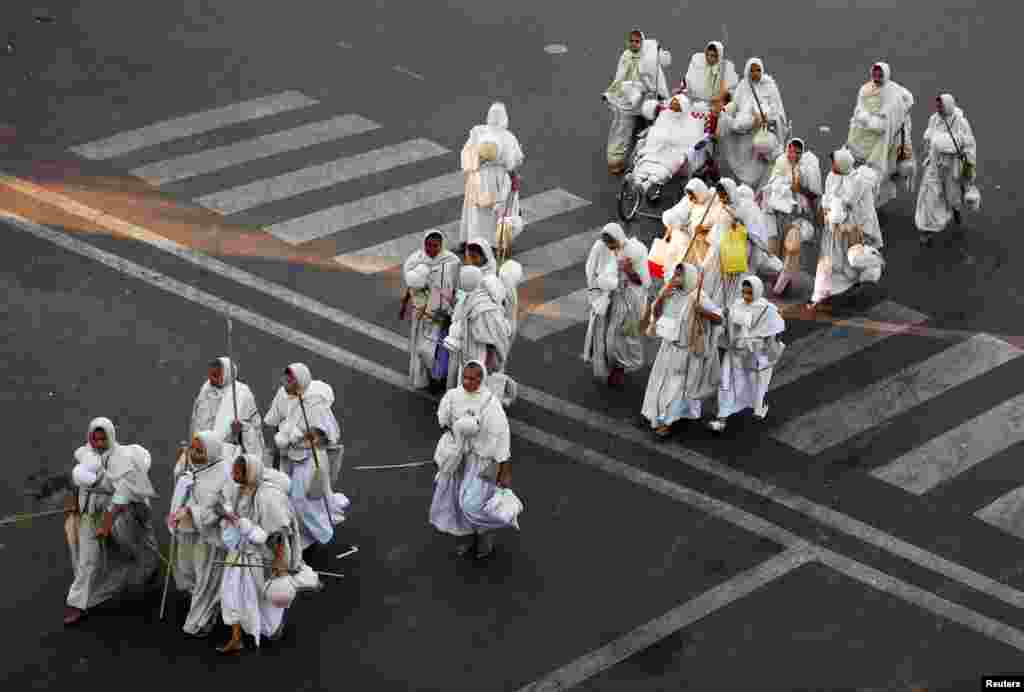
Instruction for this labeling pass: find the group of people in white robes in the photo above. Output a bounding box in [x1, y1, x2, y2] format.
[66, 359, 348, 655]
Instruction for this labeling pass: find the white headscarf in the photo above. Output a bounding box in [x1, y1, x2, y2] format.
[833, 148, 855, 175]
[685, 177, 710, 203]
[938, 93, 957, 117]
[486, 102, 509, 130]
[448, 359, 511, 463]
[282, 363, 341, 444]
[84, 417, 155, 500]
[731, 275, 785, 338]
[466, 237, 499, 277]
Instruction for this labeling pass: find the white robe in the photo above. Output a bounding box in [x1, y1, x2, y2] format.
[583, 230, 651, 377]
[846, 63, 915, 207]
[641, 289, 723, 425]
[812, 167, 883, 303]
[761, 151, 823, 245]
[721, 66, 788, 188]
[429, 378, 513, 536]
[67, 420, 159, 611]
[445, 284, 513, 389]
[404, 239, 460, 388]
[684, 50, 739, 103]
[717, 289, 785, 419]
[458, 122, 523, 246]
[914, 108, 977, 233]
[190, 359, 264, 456]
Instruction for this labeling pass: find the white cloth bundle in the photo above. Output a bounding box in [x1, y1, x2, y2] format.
[406, 263, 430, 289]
[482, 487, 524, 529]
[453, 416, 481, 438]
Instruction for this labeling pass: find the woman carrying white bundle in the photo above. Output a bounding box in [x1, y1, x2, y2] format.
[846, 61, 915, 208]
[708, 276, 785, 432]
[218, 454, 311, 654]
[684, 41, 739, 104]
[459, 103, 525, 249]
[657, 178, 716, 275]
[65, 417, 159, 626]
[168, 430, 234, 638]
[583, 222, 651, 387]
[720, 58, 789, 189]
[445, 265, 513, 389]
[761, 138, 823, 294]
[809, 149, 884, 309]
[641, 263, 724, 438]
[403, 230, 459, 392]
[430, 361, 515, 560]
[914, 93, 978, 246]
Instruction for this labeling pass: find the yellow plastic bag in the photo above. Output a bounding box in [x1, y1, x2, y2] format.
[720, 223, 749, 274]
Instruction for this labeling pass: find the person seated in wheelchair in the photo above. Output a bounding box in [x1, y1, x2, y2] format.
[629, 94, 706, 195]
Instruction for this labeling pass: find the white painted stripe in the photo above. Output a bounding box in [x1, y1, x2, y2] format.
[7, 174, 1024, 622]
[772, 334, 1023, 455]
[816, 548, 1024, 654]
[517, 288, 591, 342]
[872, 393, 1024, 495]
[975, 487, 1024, 541]
[333, 188, 591, 274]
[68, 91, 317, 160]
[266, 171, 466, 245]
[769, 301, 929, 392]
[393, 65, 425, 80]
[130, 114, 380, 186]
[516, 547, 813, 692]
[196, 138, 448, 215]
[518, 229, 599, 282]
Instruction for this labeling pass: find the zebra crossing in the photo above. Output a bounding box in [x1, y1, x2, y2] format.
[67, 89, 597, 340]
[64, 89, 1024, 546]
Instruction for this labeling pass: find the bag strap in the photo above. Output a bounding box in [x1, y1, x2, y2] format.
[749, 78, 768, 126]
[939, 112, 965, 160]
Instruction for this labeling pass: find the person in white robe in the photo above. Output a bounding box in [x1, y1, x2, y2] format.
[189, 357, 264, 456]
[459, 102, 525, 249]
[708, 276, 785, 432]
[735, 183, 784, 281]
[684, 41, 739, 105]
[720, 58, 789, 189]
[697, 179, 779, 345]
[810, 149, 884, 308]
[641, 263, 724, 438]
[914, 93, 978, 245]
[167, 430, 233, 637]
[430, 360, 514, 560]
[660, 178, 717, 273]
[465, 237, 509, 310]
[218, 453, 311, 653]
[65, 417, 159, 626]
[404, 230, 460, 392]
[583, 222, 651, 387]
[760, 138, 823, 294]
[846, 61, 915, 207]
[604, 30, 672, 175]
[445, 265, 513, 389]
[631, 94, 708, 193]
[264, 363, 348, 555]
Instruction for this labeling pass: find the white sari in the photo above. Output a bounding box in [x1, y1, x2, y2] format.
[915, 95, 977, 233]
[458, 103, 524, 246]
[721, 58, 789, 189]
[404, 231, 460, 389]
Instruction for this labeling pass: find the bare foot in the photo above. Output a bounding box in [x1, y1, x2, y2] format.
[217, 638, 243, 655]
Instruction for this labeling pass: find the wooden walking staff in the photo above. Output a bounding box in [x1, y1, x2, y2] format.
[297, 388, 334, 524]
[226, 319, 245, 454]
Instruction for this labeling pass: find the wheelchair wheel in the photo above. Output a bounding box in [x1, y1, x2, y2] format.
[617, 177, 641, 222]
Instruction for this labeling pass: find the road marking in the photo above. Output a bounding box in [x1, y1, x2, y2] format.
[769, 301, 929, 392]
[772, 334, 1023, 455]
[517, 288, 591, 342]
[872, 393, 1024, 495]
[518, 228, 599, 283]
[392, 65, 425, 81]
[130, 114, 380, 186]
[68, 91, 318, 160]
[332, 188, 591, 274]
[196, 138, 449, 215]
[266, 171, 465, 245]
[336, 40, 353, 49]
[516, 547, 814, 692]
[976, 488, 1024, 541]
[12, 212, 1024, 669]
[5, 176, 1024, 621]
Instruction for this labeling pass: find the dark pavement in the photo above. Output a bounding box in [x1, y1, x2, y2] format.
[2, 0, 1024, 689]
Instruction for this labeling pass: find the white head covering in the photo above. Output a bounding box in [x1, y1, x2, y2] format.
[685, 177, 710, 202]
[87, 417, 117, 451]
[706, 41, 724, 59]
[601, 222, 628, 246]
[717, 177, 739, 203]
[744, 57, 764, 81]
[460, 359, 488, 394]
[871, 62, 891, 83]
[466, 237, 499, 276]
[733, 275, 785, 338]
[486, 102, 509, 129]
[193, 430, 224, 464]
[286, 363, 312, 390]
[833, 148, 855, 175]
[938, 93, 956, 117]
[674, 262, 701, 294]
[459, 265, 483, 292]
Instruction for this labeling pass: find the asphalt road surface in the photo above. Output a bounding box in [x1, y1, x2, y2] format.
[2, 1, 1024, 690]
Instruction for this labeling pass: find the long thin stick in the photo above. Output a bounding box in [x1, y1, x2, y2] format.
[212, 560, 345, 579]
[0, 508, 66, 526]
[227, 319, 244, 453]
[298, 392, 334, 521]
[352, 461, 433, 471]
[159, 533, 176, 620]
